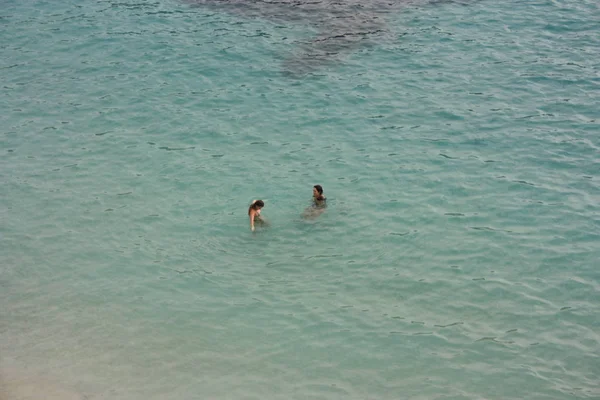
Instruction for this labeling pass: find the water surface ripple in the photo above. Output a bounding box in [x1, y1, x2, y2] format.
[1, 0, 599, 399]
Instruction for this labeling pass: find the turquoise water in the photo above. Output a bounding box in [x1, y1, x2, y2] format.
[1, 0, 599, 398]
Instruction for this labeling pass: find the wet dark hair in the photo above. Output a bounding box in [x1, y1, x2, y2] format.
[313, 185, 323, 195]
[248, 200, 264, 214]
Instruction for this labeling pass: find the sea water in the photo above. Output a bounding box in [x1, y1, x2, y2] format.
[1, 0, 599, 399]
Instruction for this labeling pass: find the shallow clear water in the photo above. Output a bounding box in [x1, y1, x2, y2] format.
[1, 0, 599, 399]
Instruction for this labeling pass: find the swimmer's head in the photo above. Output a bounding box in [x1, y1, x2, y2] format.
[249, 199, 264, 215]
[313, 185, 325, 200]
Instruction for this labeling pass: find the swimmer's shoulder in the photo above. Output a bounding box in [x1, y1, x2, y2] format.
[313, 196, 327, 208]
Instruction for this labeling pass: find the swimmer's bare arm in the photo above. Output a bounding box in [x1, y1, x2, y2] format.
[249, 211, 255, 231]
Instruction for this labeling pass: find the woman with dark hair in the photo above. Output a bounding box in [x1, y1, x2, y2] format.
[312, 185, 326, 207]
[302, 184, 327, 219]
[248, 199, 265, 231]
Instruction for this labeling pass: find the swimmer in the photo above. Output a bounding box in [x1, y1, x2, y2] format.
[248, 199, 265, 232]
[302, 185, 326, 219]
[312, 185, 326, 207]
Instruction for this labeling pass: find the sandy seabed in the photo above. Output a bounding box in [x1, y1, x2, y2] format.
[0, 367, 85, 400]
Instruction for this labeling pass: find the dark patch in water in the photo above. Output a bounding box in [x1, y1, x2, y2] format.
[183, 0, 473, 73]
[159, 146, 196, 151]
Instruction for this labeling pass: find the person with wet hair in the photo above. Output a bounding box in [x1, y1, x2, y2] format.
[312, 185, 326, 207]
[302, 184, 327, 219]
[248, 199, 265, 231]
